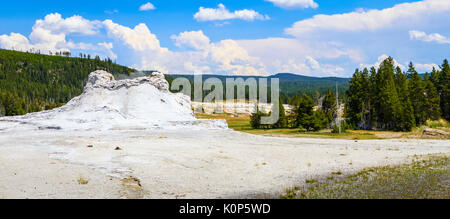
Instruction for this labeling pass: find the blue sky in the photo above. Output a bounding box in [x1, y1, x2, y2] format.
[0, 0, 449, 76]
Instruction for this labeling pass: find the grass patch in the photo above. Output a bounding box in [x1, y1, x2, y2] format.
[280, 155, 450, 199]
[77, 176, 89, 185]
[197, 113, 450, 140]
[426, 119, 450, 129]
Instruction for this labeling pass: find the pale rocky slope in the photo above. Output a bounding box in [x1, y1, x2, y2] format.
[0, 70, 227, 131]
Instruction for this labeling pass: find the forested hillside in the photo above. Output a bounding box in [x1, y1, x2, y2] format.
[0, 49, 134, 116]
[165, 73, 349, 104]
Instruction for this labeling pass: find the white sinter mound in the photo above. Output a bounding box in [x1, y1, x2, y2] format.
[0, 70, 227, 131]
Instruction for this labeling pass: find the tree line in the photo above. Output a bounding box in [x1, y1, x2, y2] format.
[0, 49, 134, 116]
[251, 57, 449, 133]
[345, 57, 449, 131]
[251, 90, 339, 132]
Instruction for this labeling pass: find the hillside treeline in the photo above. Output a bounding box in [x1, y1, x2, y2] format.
[165, 74, 348, 104]
[345, 57, 449, 131]
[0, 49, 134, 116]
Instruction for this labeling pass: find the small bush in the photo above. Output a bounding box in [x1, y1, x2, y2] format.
[331, 122, 348, 133]
[77, 176, 89, 185]
[298, 126, 307, 132]
[426, 119, 450, 129]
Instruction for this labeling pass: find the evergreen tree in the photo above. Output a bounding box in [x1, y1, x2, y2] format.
[423, 73, 441, 120]
[376, 57, 403, 130]
[295, 94, 315, 131]
[439, 59, 450, 121]
[345, 68, 371, 129]
[273, 99, 288, 128]
[250, 105, 262, 129]
[394, 66, 415, 131]
[345, 69, 364, 128]
[408, 62, 427, 125]
[322, 89, 336, 126]
[430, 67, 440, 87]
[29, 98, 42, 113]
[311, 109, 328, 131]
[289, 95, 300, 106]
[367, 67, 377, 129]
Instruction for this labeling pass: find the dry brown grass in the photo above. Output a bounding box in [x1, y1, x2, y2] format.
[77, 176, 89, 185]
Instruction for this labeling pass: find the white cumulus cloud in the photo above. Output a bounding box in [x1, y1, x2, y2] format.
[139, 2, 156, 11]
[409, 30, 450, 44]
[414, 63, 440, 72]
[194, 4, 270, 22]
[0, 13, 113, 59]
[171, 30, 211, 50]
[265, 0, 318, 9]
[285, 0, 450, 36]
[359, 54, 405, 70]
[0, 33, 33, 52]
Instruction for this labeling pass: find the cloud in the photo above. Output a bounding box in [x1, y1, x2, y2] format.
[103, 20, 265, 75]
[409, 30, 450, 44]
[285, 0, 450, 36]
[22, 13, 101, 52]
[171, 30, 211, 50]
[194, 4, 270, 22]
[270, 57, 345, 77]
[103, 20, 167, 52]
[2, 9, 446, 77]
[170, 31, 266, 75]
[414, 63, 440, 72]
[265, 0, 318, 9]
[105, 9, 119, 14]
[103, 20, 171, 71]
[0, 13, 113, 59]
[0, 33, 33, 51]
[236, 37, 363, 76]
[209, 39, 265, 75]
[97, 42, 117, 60]
[359, 55, 442, 73]
[0, 13, 266, 75]
[139, 2, 156, 11]
[32, 13, 100, 36]
[359, 54, 405, 70]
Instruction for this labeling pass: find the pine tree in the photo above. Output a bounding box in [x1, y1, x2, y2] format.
[423, 73, 441, 120]
[345, 69, 364, 128]
[289, 95, 300, 106]
[295, 94, 315, 131]
[439, 59, 450, 121]
[430, 67, 440, 87]
[322, 89, 336, 127]
[376, 57, 403, 130]
[408, 62, 428, 125]
[250, 105, 262, 129]
[311, 109, 328, 131]
[367, 67, 377, 129]
[360, 67, 371, 129]
[394, 66, 415, 131]
[29, 98, 42, 113]
[273, 99, 288, 128]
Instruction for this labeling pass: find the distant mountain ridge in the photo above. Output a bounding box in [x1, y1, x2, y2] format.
[163, 72, 350, 101]
[162, 72, 350, 81]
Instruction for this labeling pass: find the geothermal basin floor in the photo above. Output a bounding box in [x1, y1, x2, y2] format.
[0, 129, 449, 199]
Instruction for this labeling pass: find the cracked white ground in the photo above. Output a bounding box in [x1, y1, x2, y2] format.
[0, 71, 449, 199]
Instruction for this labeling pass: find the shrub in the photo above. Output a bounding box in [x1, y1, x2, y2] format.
[332, 122, 348, 133]
[426, 119, 450, 129]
